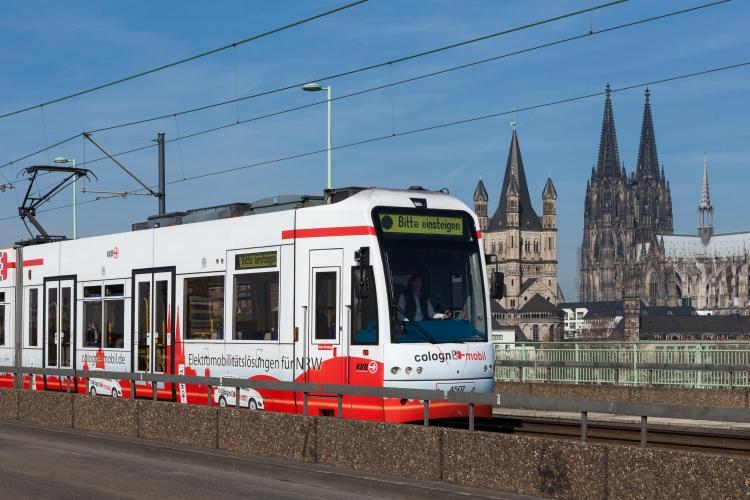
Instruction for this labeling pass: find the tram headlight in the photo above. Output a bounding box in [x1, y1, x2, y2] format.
[391, 366, 401, 375]
[416, 367, 423, 374]
[405, 367, 412, 375]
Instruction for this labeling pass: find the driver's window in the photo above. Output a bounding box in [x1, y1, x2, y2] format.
[351, 266, 377, 345]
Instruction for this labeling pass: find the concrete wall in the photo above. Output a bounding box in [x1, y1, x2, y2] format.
[0, 388, 18, 420]
[18, 390, 73, 428]
[316, 418, 443, 481]
[139, 400, 217, 449]
[73, 394, 138, 437]
[496, 381, 750, 408]
[444, 429, 608, 499]
[219, 408, 317, 463]
[2, 387, 750, 499]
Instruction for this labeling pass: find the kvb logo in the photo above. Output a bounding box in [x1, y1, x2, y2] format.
[106, 246, 120, 259]
[355, 360, 379, 374]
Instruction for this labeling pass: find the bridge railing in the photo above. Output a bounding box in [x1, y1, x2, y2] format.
[494, 341, 750, 388]
[2, 364, 750, 446]
[0, 365, 494, 431]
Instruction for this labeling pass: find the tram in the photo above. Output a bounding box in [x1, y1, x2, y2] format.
[0, 186, 495, 422]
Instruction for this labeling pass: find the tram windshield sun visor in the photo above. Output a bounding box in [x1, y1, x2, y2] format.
[374, 209, 487, 343]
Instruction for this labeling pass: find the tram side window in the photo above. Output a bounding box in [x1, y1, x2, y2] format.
[28, 288, 39, 347]
[84, 297, 103, 347]
[82, 284, 126, 349]
[0, 291, 5, 346]
[104, 286, 125, 348]
[185, 276, 225, 340]
[233, 272, 278, 341]
[315, 271, 337, 341]
[351, 266, 378, 345]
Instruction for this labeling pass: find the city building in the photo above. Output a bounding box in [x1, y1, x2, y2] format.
[617, 297, 750, 341]
[475, 128, 563, 341]
[560, 300, 697, 340]
[559, 301, 623, 338]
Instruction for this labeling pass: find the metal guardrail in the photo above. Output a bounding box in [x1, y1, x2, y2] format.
[0, 365, 487, 430]
[495, 342, 750, 388]
[496, 393, 750, 447]
[2, 365, 750, 445]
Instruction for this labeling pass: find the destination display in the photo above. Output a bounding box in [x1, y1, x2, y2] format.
[235, 251, 277, 270]
[378, 213, 465, 237]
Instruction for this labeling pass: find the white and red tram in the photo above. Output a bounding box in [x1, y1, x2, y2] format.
[0, 187, 495, 422]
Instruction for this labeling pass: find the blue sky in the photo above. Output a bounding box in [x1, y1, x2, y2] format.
[0, 0, 747, 299]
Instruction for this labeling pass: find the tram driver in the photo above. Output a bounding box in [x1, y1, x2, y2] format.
[397, 273, 451, 321]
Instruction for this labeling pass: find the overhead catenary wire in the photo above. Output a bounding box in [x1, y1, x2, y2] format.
[0, 0, 724, 180]
[3, 58, 746, 224]
[0, 0, 370, 122]
[84, 0, 631, 135]
[0, 0, 634, 173]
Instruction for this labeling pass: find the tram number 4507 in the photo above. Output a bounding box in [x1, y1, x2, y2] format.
[437, 382, 475, 393]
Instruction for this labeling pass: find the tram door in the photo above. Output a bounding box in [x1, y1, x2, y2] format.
[307, 249, 345, 387]
[45, 279, 75, 371]
[133, 272, 172, 380]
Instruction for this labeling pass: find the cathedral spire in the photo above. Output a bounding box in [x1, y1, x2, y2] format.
[697, 154, 714, 245]
[699, 154, 712, 210]
[596, 83, 621, 177]
[636, 88, 659, 180]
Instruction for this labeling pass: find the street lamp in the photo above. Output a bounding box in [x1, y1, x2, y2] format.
[302, 82, 332, 190]
[53, 156, 77, 239]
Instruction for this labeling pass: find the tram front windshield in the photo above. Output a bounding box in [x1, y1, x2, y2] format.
[375, 209, 487, 343]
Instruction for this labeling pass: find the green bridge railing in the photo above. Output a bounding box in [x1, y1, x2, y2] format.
[494, 341, 750, 389]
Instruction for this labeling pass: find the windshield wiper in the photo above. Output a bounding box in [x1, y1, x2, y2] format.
[392, 304, 438, 344]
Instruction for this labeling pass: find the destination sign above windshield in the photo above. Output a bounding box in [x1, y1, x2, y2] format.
[235, 251, 277, 270]
[378, 213, 465, 237]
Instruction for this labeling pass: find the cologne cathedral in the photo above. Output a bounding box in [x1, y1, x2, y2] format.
[579, 86, 750, 314]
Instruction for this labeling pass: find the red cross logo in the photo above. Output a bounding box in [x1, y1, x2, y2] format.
[0, 254, 43, 281]
[0, 252, 15, 281]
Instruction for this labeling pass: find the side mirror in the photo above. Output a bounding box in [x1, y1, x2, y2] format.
[353, 266, 373, 299]
[491, 271, 504, 300]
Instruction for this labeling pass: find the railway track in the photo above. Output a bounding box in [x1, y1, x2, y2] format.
[437, 415, 750, 456]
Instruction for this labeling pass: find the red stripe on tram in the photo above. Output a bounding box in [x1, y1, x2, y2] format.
[282, 226, 377, 240]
